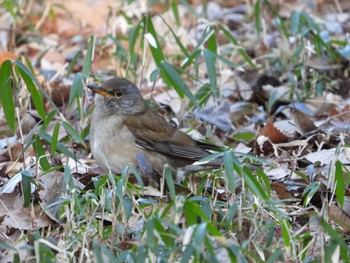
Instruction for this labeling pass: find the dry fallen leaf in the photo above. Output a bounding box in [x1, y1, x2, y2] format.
[38, 171, 67, 222]
[0, 193, 23, 217]
[2, 204, 53, 230]
[329, 204, 350, 232]
[0, 52, 17, 65]
[260, 119, 289, 144]
[271, 181, 294, 200]
[292, 108, 318, 135]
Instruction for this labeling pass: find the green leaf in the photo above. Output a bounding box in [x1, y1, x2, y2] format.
[207, 28, 217, 53]
[206, 222, 222, 237]
[254, 0, 261, 37]
[130, 166, 144, 189]
[203, 49, 219, 99]
[243, 166, 268, 200]
[225, 203, 238, 223]
[267, 89, 289, 116]
[18, 67, 46, 122]
[123, 197, 133, 220]
[13, 61, 51, 109]
[67, 49, 81, 78]
[192, 25, 213, 55]
[107, 35, 128, 61]
[263, 0, 289, 38]
[233, 131, 256, 142]
[181, 26, 213, 70]
[24, 57, 36, 75]
[301, 12, 320, 32]
[146, 219, 156, 250]
[281, 219, 291, 247]
[335, 160, 345, 207]
[144, 15, 185, 95]
[160, 61, 198, 106]
[180, 247, 195, 263]
[219, 25, 257, 69]
[181, 49, 201, 70]
[21, 170, 32, 207]
[51, 122, 60, 157]
[256, 169, 271, 198]
[129, 25, 142, 65]
[194, 223, 207, 249]
[310, 30, 337, 60]
[302, 182, 320, 207]
[68, 73, 84, 107]
[194, 83, 211, 106]
[193, 152, 222, 165]
[149, 68, 160, 83]
[64, 164, 75, 189]
[223, 151, 235, 193]
[205, 49, 242, 70]
[0, 60, 16, 133]
[38, 130, 76, 160]
[290, 11, 301, 35]
[33, 134, 51, 171]
[154, 218, 174, 248]
[184, 199, 209, 225]
[157, 14, 189, 57]
[320, 218, 349, 261]
[82, 35, 95, 79]
[92, 242, 104, 263]
[267, 248, 283, 263]
[62, 121, 85, 146]
[170, 0, 180, 27]
[144, 16, 164, 65]
[14, 60, 61, 122]
[164, 165, 175, 199]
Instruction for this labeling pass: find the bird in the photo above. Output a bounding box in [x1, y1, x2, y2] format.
[87, 77, 220, 180]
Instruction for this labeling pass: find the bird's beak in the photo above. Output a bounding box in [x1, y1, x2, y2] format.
[87, 84, 111, 97]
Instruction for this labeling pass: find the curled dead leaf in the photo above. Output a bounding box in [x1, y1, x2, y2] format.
[260, 119, 289, 144]
[329, 204, 350, 233]
[2, 205, 53, 230]
[292, 108, 318, 135]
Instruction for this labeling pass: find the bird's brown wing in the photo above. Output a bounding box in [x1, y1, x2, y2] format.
[125, 110, 210, 161]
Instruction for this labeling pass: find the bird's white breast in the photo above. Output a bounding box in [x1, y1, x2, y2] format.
[90, 114, 140, 173]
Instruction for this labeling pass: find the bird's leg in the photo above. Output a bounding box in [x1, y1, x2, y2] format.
[135, 152, 159, 186]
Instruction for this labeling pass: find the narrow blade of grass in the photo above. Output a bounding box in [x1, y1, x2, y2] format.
[0, 60, 15, 133]
[21, 170, 32, 207]
[290, 11, 301, 35]
[51, 122, 60, 158]
[38, 130, 76, 160]
[67, 49, 81, 78]
[62, 121, 85, 146]
[18, 67, 46, 122]
[160, 61, 198, 106]
[33, 134, 50, 171]
[243, 166, 268, 201]
[203, 49, 219, 99]
[157, 14, 189, 57]
[223, 150, 235, 193]
[82, 35, 95, 79]
[14, 60, 60, 114]
[68, 72, 84, 108]
[164, 165, 175, 199]
[335, 160, 344, 207]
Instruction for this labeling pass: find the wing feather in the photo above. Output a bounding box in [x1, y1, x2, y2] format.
[125, 110, 210, 161]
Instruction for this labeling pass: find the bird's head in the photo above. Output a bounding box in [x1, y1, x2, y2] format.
[87, 77, 146, 116]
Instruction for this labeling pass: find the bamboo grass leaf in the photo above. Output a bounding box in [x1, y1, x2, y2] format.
[0, 60, 16, 133]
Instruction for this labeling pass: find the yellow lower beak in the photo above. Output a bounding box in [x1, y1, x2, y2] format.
[87, 84, 112, 97]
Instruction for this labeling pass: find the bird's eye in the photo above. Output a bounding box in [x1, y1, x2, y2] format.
[114, 89, 124, 98]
